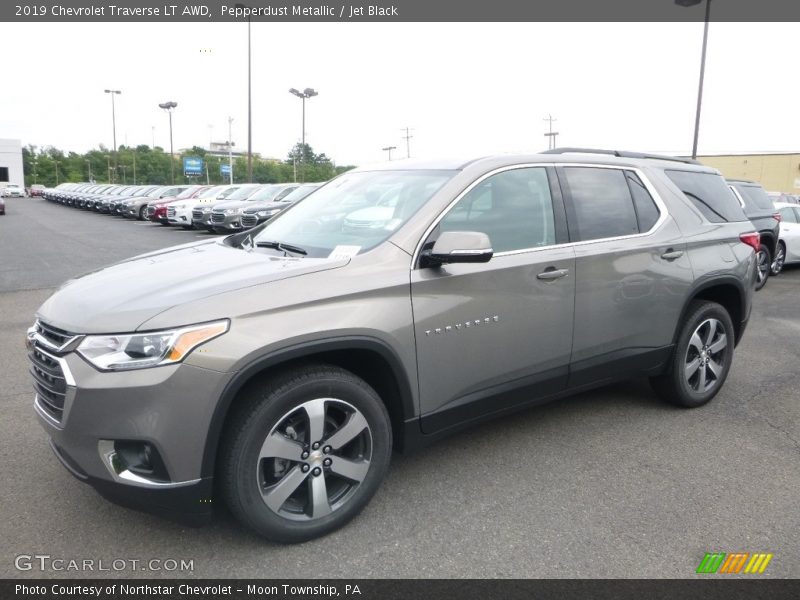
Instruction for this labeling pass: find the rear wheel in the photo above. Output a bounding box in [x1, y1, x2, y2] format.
[138, 205, 147, 220]
[754, 244, 771, 290]
[770, 241, 786, 276]
[651, 300, 734, 408]
[220, 365, 392, 543]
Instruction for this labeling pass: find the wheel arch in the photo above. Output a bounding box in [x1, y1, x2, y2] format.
[201, 337, 416, 479]
[674, 277, 747, 347]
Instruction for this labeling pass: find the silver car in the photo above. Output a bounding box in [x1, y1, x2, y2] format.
[29, 150, 757, 542]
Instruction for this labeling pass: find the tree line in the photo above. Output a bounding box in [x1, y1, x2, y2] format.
[22, 143, 354, 188]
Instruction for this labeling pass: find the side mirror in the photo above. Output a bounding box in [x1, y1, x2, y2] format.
[422, 231, 493, 267]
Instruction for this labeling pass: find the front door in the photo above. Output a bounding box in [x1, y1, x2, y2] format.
[411, 166, 576, 433]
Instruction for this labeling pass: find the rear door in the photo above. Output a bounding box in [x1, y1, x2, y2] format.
[411, 166, 575, 433]
[556, 165, 694, 386]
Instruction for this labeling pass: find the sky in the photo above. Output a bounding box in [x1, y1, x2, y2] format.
[1, 21, 798, 165]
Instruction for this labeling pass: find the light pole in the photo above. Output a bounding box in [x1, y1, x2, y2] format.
[158, 101, 178, 184]
[289, 87, 318, 182]
[676, 0, 711, 160]
[104, 89, 121, 182]
[85, 159, 92, 182]
[120, 165, 127, 185]
[151, 125, 156, 149]
[106, 156, 111, 182]
[235, 3, 253, 182]
[54, 161, 60, 186]
[227, 116, 235, 184]
[382, 146, 397, 161]
[32, 159, 38, 185]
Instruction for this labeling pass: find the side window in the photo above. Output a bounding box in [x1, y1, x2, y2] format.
[562, 167, 639, 241]
[626, 171, 661, 232]
[665, 170, 747, 223]
[779, 207, 798, 223]
[438, 167, 556, 253]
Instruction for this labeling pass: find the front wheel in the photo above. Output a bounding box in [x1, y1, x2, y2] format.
[650, 300, 735, 408]
[138, 205, 147, 220]
[220, 365, 392, 543]
[754, 244, 771, 291]
[770, 241, 786, 276]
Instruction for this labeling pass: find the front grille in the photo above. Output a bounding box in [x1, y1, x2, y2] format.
[29, 345, 67, 422]
[167, 207, 176, 218]
[192, 208, 204, 220]
[211, 212, 225, 223]
[241, 214, 258, 228]
[36, 321, 73, 348]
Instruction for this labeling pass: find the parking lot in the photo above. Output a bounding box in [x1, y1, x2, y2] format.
[1, 195, 798, 578]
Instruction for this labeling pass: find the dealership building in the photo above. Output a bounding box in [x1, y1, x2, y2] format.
[0, 138, 24, 186]
[697, 153, 800, 193]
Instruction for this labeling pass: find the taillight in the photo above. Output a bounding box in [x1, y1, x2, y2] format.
[739, 232, 760, 252]
[773, 212, 782, 222]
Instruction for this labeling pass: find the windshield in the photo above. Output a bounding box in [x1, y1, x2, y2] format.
[246, 185, 282, 202]
[224, 184, 262, 201]
[196, 185, 226, 199]
[252, 170, 454, 257]
[175, 185, 203, 200]
[280, 184, 320, 203]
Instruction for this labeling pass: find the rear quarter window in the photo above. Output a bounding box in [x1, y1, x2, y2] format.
[665, 170, 747, 223]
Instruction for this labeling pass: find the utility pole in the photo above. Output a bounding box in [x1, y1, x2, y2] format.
[132, 151, 137, 185]
[382, 146, 397, 161]
[543, 114, 559, 150]
[401, 126, 414, 158]
[151, 126, 155, 149]
[104, 89, 122, 182]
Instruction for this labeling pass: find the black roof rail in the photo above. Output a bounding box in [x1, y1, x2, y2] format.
[541, 147, 701, 166]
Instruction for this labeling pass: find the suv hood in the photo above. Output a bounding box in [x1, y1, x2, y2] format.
[243, 200, 288, 213]
[36, 240, 349, 334]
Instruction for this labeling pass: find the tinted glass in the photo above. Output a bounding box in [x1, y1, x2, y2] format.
[665, 170, 747, 223]
[626, 171, 660, 232]
[562, 167, 638, 241]
[437, 167, 555, 253]
[736, 184, 776, 212]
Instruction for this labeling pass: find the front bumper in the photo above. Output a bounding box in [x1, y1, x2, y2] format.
[32, 349, 228, 524]
[211, 213, 244, 231]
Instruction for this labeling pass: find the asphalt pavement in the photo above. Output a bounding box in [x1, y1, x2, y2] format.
[1, 196, 798, 578]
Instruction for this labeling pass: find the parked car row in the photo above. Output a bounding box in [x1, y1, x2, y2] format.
[40, 181, 324, 233]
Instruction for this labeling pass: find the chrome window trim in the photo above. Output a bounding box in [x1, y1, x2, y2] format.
[411, 162, 669, 267]
[729, 185, 747, 209]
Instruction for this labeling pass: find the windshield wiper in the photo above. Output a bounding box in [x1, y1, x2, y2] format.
[255, 240, 308, 256]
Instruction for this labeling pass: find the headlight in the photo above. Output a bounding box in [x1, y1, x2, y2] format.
[77, 320, 229, 371]
[258, 209, 280, 217]
[224, 208, 237, 215]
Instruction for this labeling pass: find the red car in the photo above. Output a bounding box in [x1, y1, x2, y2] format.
[29, 184, 45, 197]
[148, 185, 210, 225]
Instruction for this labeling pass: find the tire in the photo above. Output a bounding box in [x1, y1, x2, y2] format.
[754, 244, 771, 291]
[138, 205, 147, 220]
[650, 300, 735, 408]
[770, 241, 786, 276]
[220, 365, 392, 543]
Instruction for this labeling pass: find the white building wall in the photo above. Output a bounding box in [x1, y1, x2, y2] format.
[0, 138, 25, 186]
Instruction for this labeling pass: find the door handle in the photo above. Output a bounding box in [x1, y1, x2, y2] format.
[660, 249, 684, 261]
[537, 267, 569, 281]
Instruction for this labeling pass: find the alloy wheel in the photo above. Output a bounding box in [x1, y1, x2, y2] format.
[771, 244, 785, 275]
[756, 249, 769, 285]
[257, 398, 372, 521]
[684, 318, 728, 393]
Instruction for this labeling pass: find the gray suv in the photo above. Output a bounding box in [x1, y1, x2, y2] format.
[28, 149, 757, 542]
